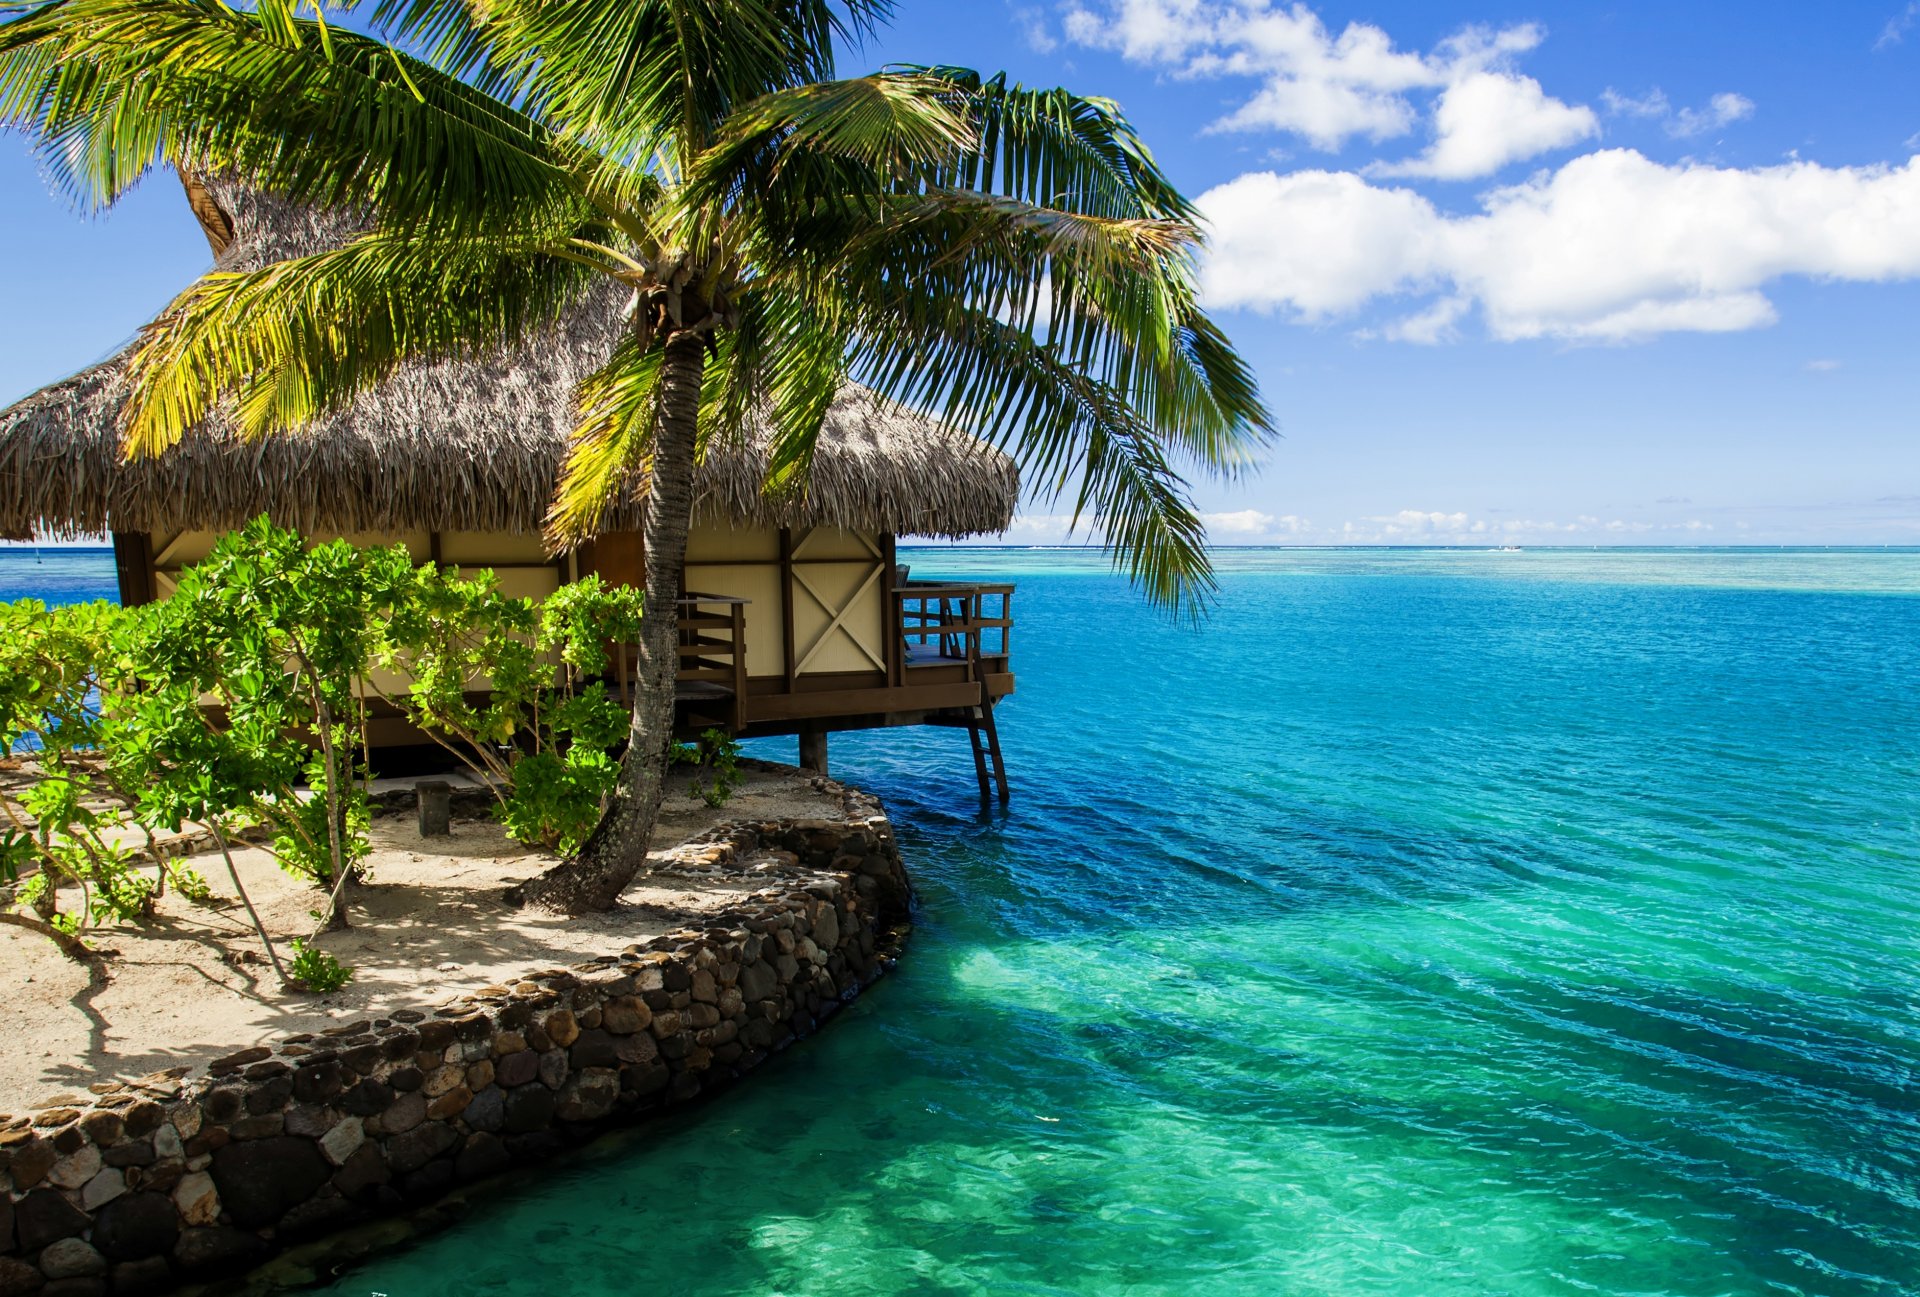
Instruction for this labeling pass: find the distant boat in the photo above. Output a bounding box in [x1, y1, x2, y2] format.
[1493, 545, 1523, 553]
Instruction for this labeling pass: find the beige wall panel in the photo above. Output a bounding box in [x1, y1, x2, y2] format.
[153, 528, 430, 577]
[463, 566, 561, 602]
[685, 522, 779, 563]
[791, 561, 885, 675]
[359, 666, 417, 699]
[151, 530, 220, 568]
[684, 564, 783, 678]
[333, 530, 432, 560]
[439, 531, 549, 564]
[791, 526, 883, 562]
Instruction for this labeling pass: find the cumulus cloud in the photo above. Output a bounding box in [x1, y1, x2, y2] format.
[1062, 1, 1431, 147]
[1202, 510, 1313, 538]
[1000, 513, 1083, 543]
[1374, 72, 1597, 180]
[1197, 150, 1920, 340]
[1059, 1, 1589, 176]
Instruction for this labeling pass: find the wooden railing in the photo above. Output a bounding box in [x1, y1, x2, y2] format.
[677, 593, 749, 732]
[606, 594, 750, 733]
[896, 581, 1015, 682]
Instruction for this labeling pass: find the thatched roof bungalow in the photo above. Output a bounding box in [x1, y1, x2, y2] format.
[0, 177, 1017, 789]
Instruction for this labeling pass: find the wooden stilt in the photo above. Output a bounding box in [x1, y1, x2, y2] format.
[958, 690, 1010, 804]
[978, 697, 1010, 803]
[964, 708, 992, 802]
[799, 725, 829, 774]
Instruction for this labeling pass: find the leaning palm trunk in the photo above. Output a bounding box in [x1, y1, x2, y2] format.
[512, 330, 706, 913]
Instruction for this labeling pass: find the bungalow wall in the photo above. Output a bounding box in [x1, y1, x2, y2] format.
[109, 521, 1010, 746]
[124, 528, 566, 604]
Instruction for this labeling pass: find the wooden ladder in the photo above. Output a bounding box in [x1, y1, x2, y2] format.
[965, 695, 1010, 805]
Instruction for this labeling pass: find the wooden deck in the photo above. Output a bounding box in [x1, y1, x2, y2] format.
[649, 581, 1016, 738]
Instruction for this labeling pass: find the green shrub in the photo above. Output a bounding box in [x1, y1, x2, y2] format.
[287, 939, 354, 993]
[380, 568, 643, 851]
[0, 517, 677, 965]
[674, 728, 743, 808]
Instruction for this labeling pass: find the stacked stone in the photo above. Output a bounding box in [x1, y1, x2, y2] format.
[0, 802, 910, 1296]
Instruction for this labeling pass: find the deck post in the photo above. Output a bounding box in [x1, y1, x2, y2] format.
[798, 724, 829, 775]
[416, 781, 453, 836]
[111, 532, 155, 606]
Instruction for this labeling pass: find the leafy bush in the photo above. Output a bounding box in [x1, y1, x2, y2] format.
[0, 517, 686, 969]
[674, 728, 743, 808]
[0, 598, 156, 948]
[286, 939, 354, 993]
[117, 519, 396, 914]
[379, 568, 644, 851]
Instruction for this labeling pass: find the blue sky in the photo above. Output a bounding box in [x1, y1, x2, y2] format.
[3, 1, 1917, 545]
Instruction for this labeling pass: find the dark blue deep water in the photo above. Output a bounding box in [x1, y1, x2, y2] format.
[6, 546, 1918, 1296]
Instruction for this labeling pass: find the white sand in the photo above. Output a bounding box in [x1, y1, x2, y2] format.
[0, 766, 843, 1111]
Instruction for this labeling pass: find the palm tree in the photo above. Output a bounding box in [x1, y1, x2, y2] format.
[0, 0, 1273, 912]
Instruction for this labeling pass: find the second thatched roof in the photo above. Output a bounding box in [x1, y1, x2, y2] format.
[0, 176, 1018, 541]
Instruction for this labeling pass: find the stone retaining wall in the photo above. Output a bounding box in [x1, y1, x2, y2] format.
[0, 787, 911, 1296]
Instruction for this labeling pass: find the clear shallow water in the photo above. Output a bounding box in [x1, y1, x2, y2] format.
[6, 547, 1919, 1296]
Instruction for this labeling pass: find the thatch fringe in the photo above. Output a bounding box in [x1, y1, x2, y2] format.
[0, 178, 1018, 541]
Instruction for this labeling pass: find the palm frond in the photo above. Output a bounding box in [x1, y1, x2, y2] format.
[809, 187, 1272, 474]
[846, 293, 1220, 614]
[122, 223, 600, 456]
[546, 337, 666, 547]
[467, 0, 890, 162]
[899, 65, 1196, 223]
[750, 289, 850, 491]
[0, 0, 579, 236]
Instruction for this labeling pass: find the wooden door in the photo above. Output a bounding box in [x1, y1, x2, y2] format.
[583, 531, 646, 590]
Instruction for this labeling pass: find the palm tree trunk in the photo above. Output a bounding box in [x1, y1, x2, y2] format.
[510, 329, 705, 914]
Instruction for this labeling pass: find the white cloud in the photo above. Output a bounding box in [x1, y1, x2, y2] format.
[1059, 0, 1436, 148]
[1000, 513, 1082, 542]
[1203, 508, 1278, 534]
[1670, 92, 1755, 138]
[1878, 3, 1919, 50]
[1059, 2, 1586, 176]
[1322, 510, 1731, 543]
[1601, 87, 1670, 119]
[1374, 72, 1597, 180]
[1197, 169, 1445, 318]
[1010, 4, 1059, 53]
[1198, 150, 1920, 341]
[1375, 295, 1471, 344]
[1602, 87, 1755, 139]
[986, 506, 1872, 547]
[1805, 358, 1844, 372]
[1002, 509, 1314, 543]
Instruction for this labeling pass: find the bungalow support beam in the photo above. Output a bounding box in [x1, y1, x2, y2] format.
[799, 725, 828, 775]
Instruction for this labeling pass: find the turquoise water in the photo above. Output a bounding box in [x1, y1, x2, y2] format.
[7, 547, 1919, 1296]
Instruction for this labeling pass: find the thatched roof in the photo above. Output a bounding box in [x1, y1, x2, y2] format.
[0, 176, 1018, 541]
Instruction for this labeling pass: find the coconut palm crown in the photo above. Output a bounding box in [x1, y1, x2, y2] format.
[0, 0, 1274, 911]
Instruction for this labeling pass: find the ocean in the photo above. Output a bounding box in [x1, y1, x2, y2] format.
[6, 546, 1918, 1297]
